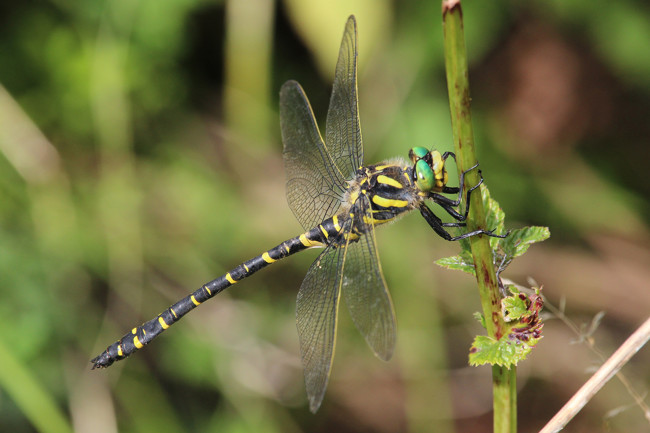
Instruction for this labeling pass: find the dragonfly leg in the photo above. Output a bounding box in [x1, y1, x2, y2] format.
[430, 169, 482, 222]
[418, 203, 457, 241]
[419, 203, 493, 241]
[419, 200, 507, 241]
[433, 154, 482, 208]
[448, 168, 509, 239]
[441, 221, 466, 228]
[423, 156, 508, 239]
[420, 203, 505, 241]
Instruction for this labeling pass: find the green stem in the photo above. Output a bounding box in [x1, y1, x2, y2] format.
[441, 2, 515, 432]
[493, 366, 518, 432]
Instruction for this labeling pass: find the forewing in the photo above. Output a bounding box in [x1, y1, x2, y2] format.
[342, 195, 397, 361]
[325, 15, 363, 181]
[296, 240, 346, 413]
[280, 80, 347, 230]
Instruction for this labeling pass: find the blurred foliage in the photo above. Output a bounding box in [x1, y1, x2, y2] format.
[0, 1, 649, 433]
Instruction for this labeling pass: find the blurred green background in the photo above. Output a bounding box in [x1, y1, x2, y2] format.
[1, 0, 649, 432]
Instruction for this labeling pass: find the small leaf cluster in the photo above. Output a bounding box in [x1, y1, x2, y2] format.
[469, 287, 544, 367]
[436, 184, 550, 367]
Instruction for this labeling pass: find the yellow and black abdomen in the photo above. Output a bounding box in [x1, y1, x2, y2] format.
[91, 220, 346, 369]
[91, 162, 421, 370]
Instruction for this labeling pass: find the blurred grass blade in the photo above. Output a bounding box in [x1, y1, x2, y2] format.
[0, 337, 73, 433]
[0, 84, 61, 184]
[224, 0, 275, 145]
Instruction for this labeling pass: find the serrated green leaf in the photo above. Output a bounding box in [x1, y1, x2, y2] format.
[435, 250, 475, 275]
[470, 291, 544, 366]
[502, 294, 529, 321]
[469, 335, 532, 367]
[504, 284, 519, 295]
[501, 226, 550, 260]
[482, 185, 506, 237]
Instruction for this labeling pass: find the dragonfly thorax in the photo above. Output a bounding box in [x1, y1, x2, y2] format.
[334, 162, 422, 233]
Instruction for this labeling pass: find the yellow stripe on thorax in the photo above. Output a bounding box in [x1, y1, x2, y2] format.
[376, 175, 404, 189]
[372, 194, 409, 208]
[344, 232, 360, 242]
[372, 216, 396, 226]
[371, 209, 398, 225]
[403, 171, 412, 186]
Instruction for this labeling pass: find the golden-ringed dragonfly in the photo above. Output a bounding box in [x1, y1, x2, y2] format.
[91, 15, 504, 413]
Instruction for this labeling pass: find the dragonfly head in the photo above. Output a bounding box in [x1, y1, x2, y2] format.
[408, 147, 448, 193]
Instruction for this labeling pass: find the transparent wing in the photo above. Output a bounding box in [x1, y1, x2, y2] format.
[342, 195, 396, 361]
[296, 197, 396, 412]
[296, 239, 346, 413]
[325, 15, 363, 179]
[280, 80, 347, 230]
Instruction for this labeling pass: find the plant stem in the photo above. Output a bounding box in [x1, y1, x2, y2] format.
[441, 1, 515, 432]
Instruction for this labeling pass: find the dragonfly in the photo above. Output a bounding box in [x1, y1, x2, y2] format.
[91, 15, 504, 413]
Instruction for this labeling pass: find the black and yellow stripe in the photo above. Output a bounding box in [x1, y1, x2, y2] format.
[92, 218, 345, 368]
[92, 162, 420, 369]
[365, 163, 417, 225]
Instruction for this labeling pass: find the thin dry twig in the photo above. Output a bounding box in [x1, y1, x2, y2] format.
[505, 278, 650, 424]
[539, 316, 650, 433]
[543, 298, 650, 422]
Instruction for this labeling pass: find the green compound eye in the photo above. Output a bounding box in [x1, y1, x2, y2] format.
[409, 146, 429, 163]
[414, 159, 435, 191]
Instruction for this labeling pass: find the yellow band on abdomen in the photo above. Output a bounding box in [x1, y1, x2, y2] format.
[299, 233, 313, 247]
[158, 316, 170, 330]
[332, 215, 341, 232]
